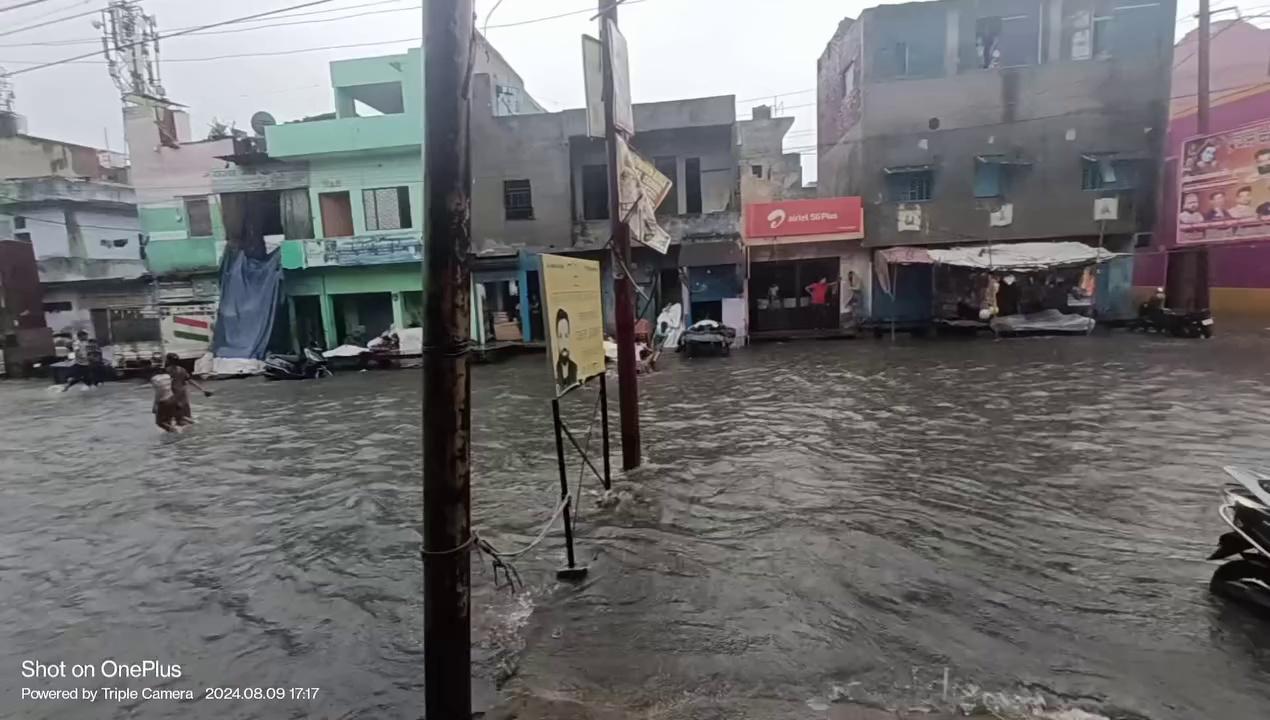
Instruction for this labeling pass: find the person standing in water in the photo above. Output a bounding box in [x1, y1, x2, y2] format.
[163, 353, 211, 426]
[151, 365, 181, 432]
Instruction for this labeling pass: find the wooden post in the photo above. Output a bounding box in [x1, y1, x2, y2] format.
[422, 2, 473, 717]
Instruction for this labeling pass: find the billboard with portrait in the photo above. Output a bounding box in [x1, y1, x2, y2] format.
[540, 254, 605, 396]
[1178, 118, 1270, 245]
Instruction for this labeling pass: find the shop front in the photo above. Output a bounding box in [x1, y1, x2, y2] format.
[743, 197, 868, 341]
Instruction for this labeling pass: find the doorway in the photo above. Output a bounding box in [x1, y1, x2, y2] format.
[293, 296, 323, 349]
[333, 293, 393, 344]
[319, 191, 354, 238]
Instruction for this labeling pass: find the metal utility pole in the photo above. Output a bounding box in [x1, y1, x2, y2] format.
[599, 0, 641, 470]
[1197, 0, 1212, 133]
[422, 1, 473, 718]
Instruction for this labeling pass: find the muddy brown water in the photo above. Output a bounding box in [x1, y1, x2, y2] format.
[3, 330, 1270, 719]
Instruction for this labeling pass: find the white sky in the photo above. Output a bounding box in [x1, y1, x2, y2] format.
[0, 0, 1235, 184]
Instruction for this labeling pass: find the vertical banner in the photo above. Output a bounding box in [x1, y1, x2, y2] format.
[540, 254, 605, 396]
[581, 35, 605, 139]
[617, 137, 673, 254]
[606, 19, 634, 135]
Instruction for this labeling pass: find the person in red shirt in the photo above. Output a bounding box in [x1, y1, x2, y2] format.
[806, 277, 834, 328]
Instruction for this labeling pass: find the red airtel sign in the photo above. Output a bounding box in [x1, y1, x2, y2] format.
[744, 197, 863, 239]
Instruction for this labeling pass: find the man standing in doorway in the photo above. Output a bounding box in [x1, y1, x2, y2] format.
[806, 276, 834, 329]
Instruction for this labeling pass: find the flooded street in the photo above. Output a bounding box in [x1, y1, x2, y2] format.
[4, 331, 1270, 719]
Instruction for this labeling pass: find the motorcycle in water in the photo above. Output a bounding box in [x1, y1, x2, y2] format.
[264, 347, 332, 380]
[1208, 466, 1270, 616]
[1132, 288, 1214, 338]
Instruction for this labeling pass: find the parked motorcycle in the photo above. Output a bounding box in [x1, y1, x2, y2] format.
[264, 347, 332, 380]
[1209, 466, 1270, 616]
[1132, 289, 1214, 338]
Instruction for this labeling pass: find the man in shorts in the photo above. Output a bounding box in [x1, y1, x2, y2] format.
[163, 353, 211, 426]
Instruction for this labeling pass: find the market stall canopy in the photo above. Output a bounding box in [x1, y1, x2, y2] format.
[875, 241, 1119, 295]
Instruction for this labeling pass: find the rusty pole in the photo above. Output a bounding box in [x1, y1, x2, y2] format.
[422, 1, 473, 718]
[599, 0, 641, 470]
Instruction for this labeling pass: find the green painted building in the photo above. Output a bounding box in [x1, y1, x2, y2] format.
[266, 49, 426, 349]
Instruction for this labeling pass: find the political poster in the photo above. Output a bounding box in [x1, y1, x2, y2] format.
[618, 137, 673, 254]
[1178, 118, 1270, 245]
[540, 254, 605, 396]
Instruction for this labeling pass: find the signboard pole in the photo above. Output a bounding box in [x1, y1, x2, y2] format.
[421, 2, 472, 718]
[1198, 0, 1211, 135]
[600, 0, 641, 470]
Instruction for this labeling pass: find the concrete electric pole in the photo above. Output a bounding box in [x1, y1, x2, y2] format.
[599, 0, 642, 470]
[421, 1, 474, 717]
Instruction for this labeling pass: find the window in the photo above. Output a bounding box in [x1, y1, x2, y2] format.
[887, 170, 933, 202]
[100, 238, 130, 248]
[582, 164, 609, 220]
[685, 157, 703, 214]
[503, 179, 534, 220]
[15, 231, 31, 243]
[751, 164, 764, 178]
[974, 161, 1003, 197]
[976, 15, 1038, 68]
[184, 196, 213, 236]
[653, 156, 677, 214]
[843, 60, 857, 96]
[1081, 155, 1137, 190]
[43, 301, 72, 313]
[363, 186, 412, 231]
[14, 216, 25, 229]
[1091, 13, 1113, 58]
[895, 42, 910, 76]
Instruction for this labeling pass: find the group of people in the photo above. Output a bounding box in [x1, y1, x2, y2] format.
[1179, 187, 1270, 224]
[150, 353, 212, 433]
[60, 330, 104, 391]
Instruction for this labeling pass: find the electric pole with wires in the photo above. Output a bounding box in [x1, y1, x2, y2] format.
[421, 0, 474, 718]
[599, 0, 641, 471]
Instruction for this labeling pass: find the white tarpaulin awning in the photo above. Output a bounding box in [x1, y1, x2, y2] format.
[927, 242, 1117, 270]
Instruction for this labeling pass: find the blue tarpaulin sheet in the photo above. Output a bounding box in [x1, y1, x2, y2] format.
[212, 249, 282, 359]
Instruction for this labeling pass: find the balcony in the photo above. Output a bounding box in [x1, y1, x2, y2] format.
[281, 230, 422, 270]
[145, 237, 222, 275]
[265, 113, 419, 158]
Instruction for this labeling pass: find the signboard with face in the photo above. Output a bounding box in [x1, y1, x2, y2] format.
[540, 254, 605, 397]
[1178, 118, 1270, 245]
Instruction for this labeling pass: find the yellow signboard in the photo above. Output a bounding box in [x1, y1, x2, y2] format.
[540, 254, 605, 395]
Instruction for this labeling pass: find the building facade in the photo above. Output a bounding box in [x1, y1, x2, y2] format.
[817, 0, 1176, 323]
[1135, 20, 1270, 317]
[0, 113, 140, 368]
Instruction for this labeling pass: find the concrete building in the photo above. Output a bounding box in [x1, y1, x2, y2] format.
[1, 113, 141, 366]
[817, 0, 1176, 323]
[1135, 20, 1270, 318]
[264, 38, 542, 350]
[472, 90, 798, 342]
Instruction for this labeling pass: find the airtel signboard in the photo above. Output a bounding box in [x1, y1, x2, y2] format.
[743, 197, 864, 240]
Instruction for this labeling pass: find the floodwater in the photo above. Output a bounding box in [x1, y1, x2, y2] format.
[3, 330, 1270, 719]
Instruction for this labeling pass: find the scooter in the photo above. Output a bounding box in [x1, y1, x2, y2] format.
[1208, 466, 1270, 616]
[1133, 289, 1214, 338]
[264, 347, 332, 380]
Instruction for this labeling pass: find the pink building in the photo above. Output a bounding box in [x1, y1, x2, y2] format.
[1137, 20, 1270, 317]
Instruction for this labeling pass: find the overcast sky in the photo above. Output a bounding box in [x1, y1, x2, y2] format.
[2, 0, 1218, 183]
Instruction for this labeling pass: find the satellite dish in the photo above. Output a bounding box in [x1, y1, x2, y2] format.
[250, 111, 276, 136]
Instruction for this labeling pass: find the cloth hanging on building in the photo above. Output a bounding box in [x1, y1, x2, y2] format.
[211, 249, 283, 360]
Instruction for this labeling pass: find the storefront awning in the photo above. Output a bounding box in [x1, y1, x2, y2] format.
[883, 164, 932, 174]
[878, 241, 1117, 271]
[678, 239, 743, 267]
[975, 154, 1032, 166]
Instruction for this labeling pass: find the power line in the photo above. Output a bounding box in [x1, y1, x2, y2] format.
[0, 0, 56, 13]
[7, 0, 343, 76]
[0, 7, 97, 40]
[0, 0, 419, 47]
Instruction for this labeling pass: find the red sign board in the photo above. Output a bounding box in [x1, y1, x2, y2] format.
[744, 197, 864, 239]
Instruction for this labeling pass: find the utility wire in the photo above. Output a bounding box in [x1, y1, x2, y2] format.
[0, 0, 55, 13]
[7, 0, 342, 76]
[0, 7, 97, 40]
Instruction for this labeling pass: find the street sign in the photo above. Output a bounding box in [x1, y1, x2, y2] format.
[1093, 197, 1119, 221]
